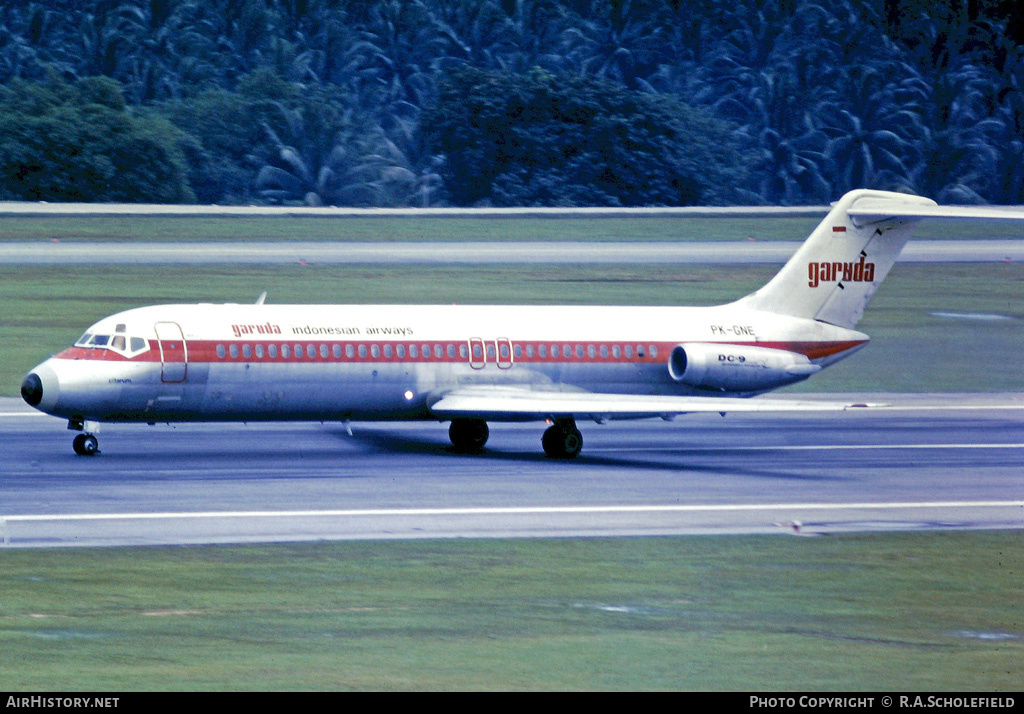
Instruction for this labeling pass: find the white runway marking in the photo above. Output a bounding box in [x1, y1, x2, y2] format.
[590, 443, 1024, 453]
[4, 500, 1023, 523]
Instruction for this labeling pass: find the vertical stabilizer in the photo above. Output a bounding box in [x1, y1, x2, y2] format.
[737, 190, 935, 329]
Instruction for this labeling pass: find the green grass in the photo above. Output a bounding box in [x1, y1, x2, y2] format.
[3, 263, 1022, 395]
[0, 213, 1019, 242]
[0, 533, 1020, 690]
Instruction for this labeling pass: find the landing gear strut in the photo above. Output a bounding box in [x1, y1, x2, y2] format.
[542, 418, 583, 459]
[72, 433, 99, 456]
[449, 418, 489, 453]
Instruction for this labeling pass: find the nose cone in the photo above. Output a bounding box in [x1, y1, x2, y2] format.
[21, 373, 43, 406]
[21, 362, 60, 413]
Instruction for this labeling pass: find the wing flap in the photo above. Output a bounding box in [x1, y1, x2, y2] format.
[429, 388, 874, 421]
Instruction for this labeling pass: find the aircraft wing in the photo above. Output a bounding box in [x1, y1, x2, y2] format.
[428, 387, 875, 421]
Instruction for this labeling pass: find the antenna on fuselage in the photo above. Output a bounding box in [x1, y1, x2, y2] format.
[255, 291, 267, 305]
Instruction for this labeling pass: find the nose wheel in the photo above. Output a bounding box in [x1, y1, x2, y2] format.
[73, 433, 100, 456]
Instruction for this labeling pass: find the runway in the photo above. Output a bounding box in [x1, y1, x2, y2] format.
[2, 394, 1022, 547]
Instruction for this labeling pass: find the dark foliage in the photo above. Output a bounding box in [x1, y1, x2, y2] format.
[0, 0, 1020, 205]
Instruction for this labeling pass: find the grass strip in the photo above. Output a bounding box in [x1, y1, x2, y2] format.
[0, 532, 1020, 690]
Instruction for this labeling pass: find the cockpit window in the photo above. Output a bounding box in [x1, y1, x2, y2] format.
[74, 329, 148, 357]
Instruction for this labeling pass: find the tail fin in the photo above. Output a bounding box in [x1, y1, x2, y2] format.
[738, 189, 1024, 328]
[738, 189, 932, 329]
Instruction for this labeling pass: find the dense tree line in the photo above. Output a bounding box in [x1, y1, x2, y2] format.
[0, 0, 1021, 206]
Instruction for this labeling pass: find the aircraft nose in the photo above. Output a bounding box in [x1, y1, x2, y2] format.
[21, 362, 61, 413]
[21, 372, 43, 406]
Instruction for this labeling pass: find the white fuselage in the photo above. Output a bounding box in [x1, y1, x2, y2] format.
[27, 301, 868, 425]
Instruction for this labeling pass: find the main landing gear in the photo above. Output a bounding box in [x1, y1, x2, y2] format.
[449, 418, 490, 453]
[447, 417, 584, 459]
[72, 433, 100, 456]
[542, 418, 583, 459]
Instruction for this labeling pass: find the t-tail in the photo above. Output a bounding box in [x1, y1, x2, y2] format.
[737, 189, 1024, 329]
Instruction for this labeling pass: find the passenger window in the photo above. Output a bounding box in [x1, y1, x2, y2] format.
[637, 345, 645, 358]
[397, 344, 406, 359]
[243, 345, 252, 359]
[612, 345, 621, 359]
[625, 345, 633, 358]
[650, 345, 658, 358]
[459, 344, 468, 359]
[447, 344, 456, 359]
[384, 345, 393, 358]
[294, 344, 303, 358]
[217, 345, 226, 359]
[539, 344, 547, 358]
[587, 345, 596, 358]
[256, 345, 264, 359]
[308, 344, 317, 359]
[526, 345, 534, 358]
[600, 345, 608, 358]
[410, 344, 419, 358]
[281, 344, 290, 358]
[320, 344, 329, 359]
[230, 345, 239, 358]
[358, 345, 367, 358]
[333, 344, 341, 359]
[435, 344, 443, 359]
[346, 344, 354, 358]
[268, 344, 278, 358]
[575, 345, 584, 358]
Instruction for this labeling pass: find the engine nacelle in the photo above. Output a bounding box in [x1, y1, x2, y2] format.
[667, 343, 821, 392]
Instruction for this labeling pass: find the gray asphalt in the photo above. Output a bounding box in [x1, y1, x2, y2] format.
[2, 394, 1021, 547]
[1, 239, 1021, 264]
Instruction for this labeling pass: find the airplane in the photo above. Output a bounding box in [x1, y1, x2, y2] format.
[19, 189, 1024, 458]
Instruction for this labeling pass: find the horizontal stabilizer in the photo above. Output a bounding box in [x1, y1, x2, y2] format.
[430, 387, 877, 421]
[847, 201, 1024, 223]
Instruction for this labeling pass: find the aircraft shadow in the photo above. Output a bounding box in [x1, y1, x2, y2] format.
[333, 427, 844, 481]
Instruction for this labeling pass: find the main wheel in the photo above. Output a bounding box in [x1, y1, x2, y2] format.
[72, 433, 99, 456]
[542, 424, 583, 459]
[448, 418, 489, 453]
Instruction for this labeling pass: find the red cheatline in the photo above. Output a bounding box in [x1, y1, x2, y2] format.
[833, 226, 847, 232]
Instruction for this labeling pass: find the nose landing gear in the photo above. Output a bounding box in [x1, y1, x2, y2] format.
[68, 419, 100, 456]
